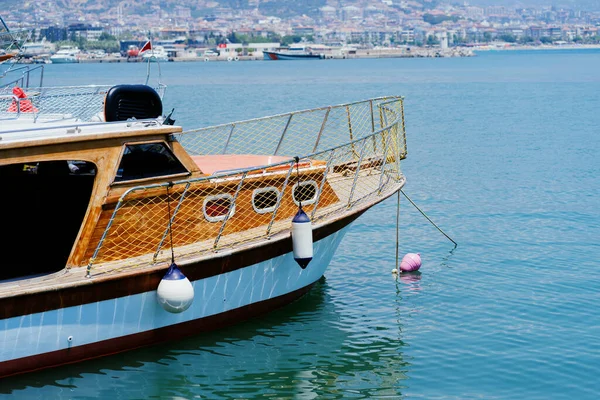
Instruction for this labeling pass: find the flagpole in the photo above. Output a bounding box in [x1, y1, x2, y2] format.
[141, 40, 152, 85]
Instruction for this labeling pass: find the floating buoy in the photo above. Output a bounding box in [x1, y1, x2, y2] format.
[234, 56, 239, 61]
[227, 56, 232, 62]
[157, 262, 194, 313]
[400, 253, 421, 272]
[292, 206, 313, 269]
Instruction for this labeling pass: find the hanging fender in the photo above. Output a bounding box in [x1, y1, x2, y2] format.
[292, 206, 313, 269]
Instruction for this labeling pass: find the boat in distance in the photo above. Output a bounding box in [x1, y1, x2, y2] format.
[49, 45, 80, 63]
[263, 45, 323, 60]
[0, 56, 407, 377]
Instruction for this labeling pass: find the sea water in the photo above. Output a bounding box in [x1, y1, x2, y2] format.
[1, 50, 599, 399]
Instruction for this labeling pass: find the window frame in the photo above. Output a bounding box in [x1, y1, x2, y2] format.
[203, 193, 236, 223]
[251, 187, 281, 214]
[291, 180, 319, 206]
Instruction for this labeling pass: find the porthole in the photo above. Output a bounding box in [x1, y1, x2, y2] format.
[252, 187, 280, 214]
[292, 181, 318, 206]
[203, 194, 235, 222]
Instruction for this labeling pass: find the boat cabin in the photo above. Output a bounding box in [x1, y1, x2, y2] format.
[0, 121, 193, 280]
[0, 88, 337, 282]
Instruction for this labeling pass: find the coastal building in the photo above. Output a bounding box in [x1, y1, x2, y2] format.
[293, 27, 315, 36]
[466, 6, 485, 20]
[41, 26, 67, 42]
[342, 6, 362, 22]
[68, 24, 104, 42]
[217, 42, 280, 58]
[399, 29, 415, 44]
[320, 6, 337, 21]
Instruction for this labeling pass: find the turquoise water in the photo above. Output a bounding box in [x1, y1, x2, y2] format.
[2, 50, 600, 398]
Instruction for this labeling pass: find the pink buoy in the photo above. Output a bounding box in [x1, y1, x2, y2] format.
[400, 253, 421, 272]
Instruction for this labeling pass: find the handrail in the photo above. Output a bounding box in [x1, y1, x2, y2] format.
[85, 97, 406, 273]
[0, 65, 44, 89]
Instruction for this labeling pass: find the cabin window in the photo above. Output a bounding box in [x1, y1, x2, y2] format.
[252, 187, 280, 214]
[114, 142, 187, 182]
[203, 194, 235, 222]
[292, 181, 318, 206]
[0, 160, 96, 281]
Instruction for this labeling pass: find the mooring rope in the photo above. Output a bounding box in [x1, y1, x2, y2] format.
[395, 189, 401, 271]
[166, 182, 176, 264]
[401, 189, 457, 248]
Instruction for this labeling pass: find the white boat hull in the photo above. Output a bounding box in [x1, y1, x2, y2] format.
[263, 51, 322, 60]
[0, 225, 349, 375]
[50, 57, 78, 64]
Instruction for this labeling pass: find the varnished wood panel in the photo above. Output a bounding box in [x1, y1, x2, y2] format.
[82, 168, 340, 264]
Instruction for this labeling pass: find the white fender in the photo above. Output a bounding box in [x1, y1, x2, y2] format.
[291, 207, 313, 269]
[157, 263, 194, 313]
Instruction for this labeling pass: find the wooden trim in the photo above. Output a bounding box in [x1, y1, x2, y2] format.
[85, 167, 339, 263]
[0, 125, 182, 151]
[0, 209, 363, 320]
[0, 281, 316, 378]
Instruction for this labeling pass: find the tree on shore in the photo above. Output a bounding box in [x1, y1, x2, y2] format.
[498, 34, 516, 43]
[519, 36, 535, 44]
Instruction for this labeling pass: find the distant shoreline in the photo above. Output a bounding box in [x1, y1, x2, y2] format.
[473, 44, 600, 52]
[14, 44, 599, 65]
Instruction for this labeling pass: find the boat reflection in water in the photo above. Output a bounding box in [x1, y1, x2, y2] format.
[0, 277, 411, 398]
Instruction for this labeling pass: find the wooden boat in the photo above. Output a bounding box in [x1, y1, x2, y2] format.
[0, 65, 407, 377]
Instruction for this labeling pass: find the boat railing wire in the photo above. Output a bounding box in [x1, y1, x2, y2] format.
[85, 96, 407, 274]
[0, 15, 28, 57]
[0, 82, 167, 122]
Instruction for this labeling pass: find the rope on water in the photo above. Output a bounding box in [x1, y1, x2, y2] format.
[395, 189, 401, 272]
[401, 189, 457, 248]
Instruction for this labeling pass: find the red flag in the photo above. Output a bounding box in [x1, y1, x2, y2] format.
[139, 41, 152, 54]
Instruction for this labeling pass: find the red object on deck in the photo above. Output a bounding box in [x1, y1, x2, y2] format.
[7, 86, 38, 113]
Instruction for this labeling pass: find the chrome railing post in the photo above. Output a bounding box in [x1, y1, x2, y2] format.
[312, 107, 331, 153]
[347, 137, 369, 208]
[377, 128, 392, 194]
[266, 160, 295, 237]
[153, 182, 191, 262]
[370, 99, 378, 153]
[274, 113, 294, 155]
[86, 191, 132, 278]
[399, 98, 407, 158]
[311, 149, 336, 220]
[222, 123, 236, 154]
[214, 171, 247, 250]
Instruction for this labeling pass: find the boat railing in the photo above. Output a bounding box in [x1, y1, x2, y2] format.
[177, 96, 406, 159]
[1, 15, 28, 57]
[0, 83, 167, 123]
[86, 96, 407, 273]
[0, 64, 44, 89]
